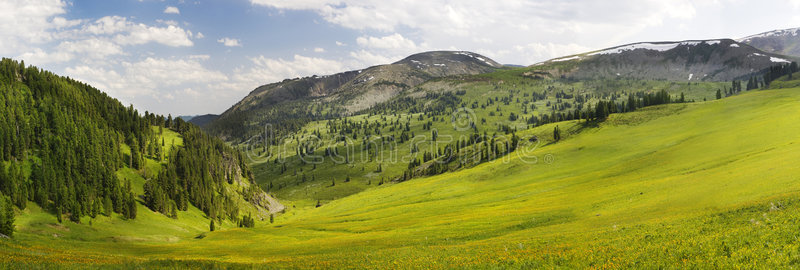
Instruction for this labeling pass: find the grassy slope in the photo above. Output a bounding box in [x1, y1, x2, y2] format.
[252, 73, 726, 207]
[3, 88, 800, 268]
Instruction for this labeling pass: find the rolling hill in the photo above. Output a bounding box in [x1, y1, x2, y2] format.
[532, 39, 793, 81]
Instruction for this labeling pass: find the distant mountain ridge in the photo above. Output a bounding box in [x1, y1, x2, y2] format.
[205, 51, 501, 141]
[531, 39, 793, 81]
[738, 27, 800, 57]
[182, 114, 218, 127]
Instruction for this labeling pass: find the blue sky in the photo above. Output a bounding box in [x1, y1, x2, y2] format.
[3, 0, 800, 116]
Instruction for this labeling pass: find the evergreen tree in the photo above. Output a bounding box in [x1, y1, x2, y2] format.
[210, 220, 215, 231]
[0, 196, 14, 237]
[553, 126, 561, 142]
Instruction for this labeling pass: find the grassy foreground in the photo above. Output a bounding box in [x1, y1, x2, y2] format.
[2, 87, 800, 268]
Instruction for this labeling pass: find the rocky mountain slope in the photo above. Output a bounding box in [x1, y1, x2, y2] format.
[204, 51, 501, 141]
[739, 27, 800, 57]
[532, 39, 793, 81]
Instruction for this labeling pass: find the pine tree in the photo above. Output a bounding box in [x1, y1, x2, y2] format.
[210, 220, 215, 231]
[0, 196, 14, 237]
[553, 126, 561, 142]
[56, 205, 63, 223]
[716, 89, 722, 100]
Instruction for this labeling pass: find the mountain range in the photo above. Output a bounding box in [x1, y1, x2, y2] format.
[204, 33, 799, 143]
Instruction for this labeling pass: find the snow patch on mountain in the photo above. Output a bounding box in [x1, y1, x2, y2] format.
[771, 57, 791, 63]
[738, 27, 800, 42]
[455, 51, 500, 67]
[589, 40, 722, 56]
[552, 55, 581, 62]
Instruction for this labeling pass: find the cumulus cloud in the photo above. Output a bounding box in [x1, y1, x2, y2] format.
[164, 6, 180, 14]
[67, 57, 228, 102]
[314, 47, 325, 53]
[92, 17, 194, 47]
[210, 54, 346, 96]
[57, 39, 123, 59]
[356, 33, 416, 50]
[217, 37, 242, 47]
[74, 16, 194, 47]
[252, 0, 704, 62]
[348, 50, 402, 67]
[18, 48, 73, 64]
[0, 0, 69, 54]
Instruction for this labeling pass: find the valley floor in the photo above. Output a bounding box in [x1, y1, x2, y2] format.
[3, 87, 800, 269]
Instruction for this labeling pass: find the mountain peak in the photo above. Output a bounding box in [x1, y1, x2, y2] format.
[738, 27, 800, 43]
[738, 27, 800, 58]
[394, 51, 502, 68]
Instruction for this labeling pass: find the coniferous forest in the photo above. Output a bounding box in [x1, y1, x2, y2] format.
[0, 58, 262, 231]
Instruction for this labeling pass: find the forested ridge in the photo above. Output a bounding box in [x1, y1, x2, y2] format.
[0, 58, 263, 235]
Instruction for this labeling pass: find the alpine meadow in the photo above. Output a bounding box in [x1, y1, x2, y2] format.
[3, 1, 800, 269]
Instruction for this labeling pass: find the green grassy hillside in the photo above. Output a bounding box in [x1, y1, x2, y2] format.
[248, 71, 727, 207]
[3, 87, 799, 268]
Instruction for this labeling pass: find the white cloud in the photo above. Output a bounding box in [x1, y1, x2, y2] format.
[189, 54, 211, 60]
[211, 54, 345, 96]
[314, 47, 325, 52]
[348, 50, 402, 67]
[114, 23, 194, 47]
[248, 54, 344, 80]
[196, 32, 205, 39]
[52, 16, 82, 29]
[164, 6, 180, 14]
[18, 47, 73, 64]
[156, 19, 179, 26]
[514, 42, 594, 65]
[252, 0, 704, 62]
[84, 16, 130, 35]
[0, 0, 69, 54]
[79, 16, 194, 47]
[335, 41, 345, 46]
[217, 37, 242, 47]
[66, 57, 228, 102]
[356, 33, 416, 50]
[58, 39, 123, 59]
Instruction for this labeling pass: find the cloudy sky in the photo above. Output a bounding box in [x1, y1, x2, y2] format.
[3, 0, 800, 116]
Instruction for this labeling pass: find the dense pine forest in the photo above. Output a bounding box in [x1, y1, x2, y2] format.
[0, 58, 263, 233]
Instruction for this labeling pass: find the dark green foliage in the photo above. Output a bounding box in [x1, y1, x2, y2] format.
[761, 62, 797, 88]
[143, 124, 257, 222]
[553, 126, 561, 142]
[0, 195, 14, 236]
[0, 58, 261, 225]
[210, 220, 215, 231]
[0, 58, 136, 221]
[239, 213, 255, 228]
